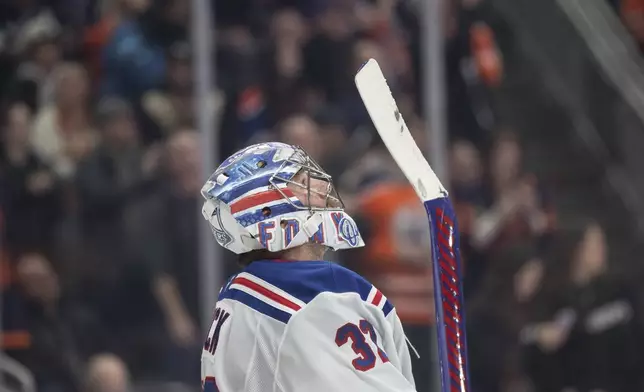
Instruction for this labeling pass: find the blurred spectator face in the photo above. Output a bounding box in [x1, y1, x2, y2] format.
[105, 116, 137, 148]
[86, 354, 130, 392]
[319, 7, 352, 40]
[514, 258, 544, 303]
[16, 253, 60, 305]
[314, 107, 348, 155]
[491, 134, 522, 186]
[221, 26, 255, 54]
[97, 98, 139, 148]
[279, 115, 323, 162]
[272, 9, 306, 43]
[167, 43, 192, 92]
[450, 140, 482, 186]
[353, 39, 385, 71]
[166, 130, 200, 180]
[320, 122, 346, 155]
[32, 39, 61, 71]
[168, 59, 191, 92]
[54, 63, 89, 108]
[573, 223, 608, 281]
[4, 103, 32, 147]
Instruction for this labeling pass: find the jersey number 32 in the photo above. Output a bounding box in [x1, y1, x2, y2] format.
[335, 319, 389, 371]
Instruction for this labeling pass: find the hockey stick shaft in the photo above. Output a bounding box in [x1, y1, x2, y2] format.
[425, 198, 469, 392]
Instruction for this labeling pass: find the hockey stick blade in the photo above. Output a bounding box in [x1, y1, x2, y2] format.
[356, 58, 470, 392]
[355, 59, 446, 202]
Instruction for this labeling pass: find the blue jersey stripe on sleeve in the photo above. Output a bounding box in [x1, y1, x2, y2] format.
[383, 300, 394, 317]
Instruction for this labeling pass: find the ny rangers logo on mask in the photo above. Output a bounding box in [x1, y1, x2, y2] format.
[211, 207, 233, 246]
[338, 217, 360, 247]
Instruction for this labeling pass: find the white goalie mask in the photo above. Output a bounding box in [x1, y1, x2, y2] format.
[201, 142, 365, 254]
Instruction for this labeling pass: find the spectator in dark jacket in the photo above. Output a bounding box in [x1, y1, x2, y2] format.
[0, 102, 62, 255]
[10, 252, 107, 392]
[128, 129, 203, 385]
[76, 97, 159, 263]
[467, 245, 548, 392]
[524, 223, 644, 392]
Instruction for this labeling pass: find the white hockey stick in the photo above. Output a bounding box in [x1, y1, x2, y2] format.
[354, 60, 447, 202]
[355, 58, 470, 392]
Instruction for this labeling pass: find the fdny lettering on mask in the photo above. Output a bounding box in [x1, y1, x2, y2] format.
[258, 221, 276, 248]
[310, 222, 325, 244]
[282, 219, 300, 247]
[258, 217, 334, 250]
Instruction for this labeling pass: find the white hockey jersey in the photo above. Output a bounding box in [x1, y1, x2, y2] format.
[201, 259, 417, 392]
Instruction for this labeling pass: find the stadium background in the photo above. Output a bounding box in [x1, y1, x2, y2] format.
[3, 0, 644, 391]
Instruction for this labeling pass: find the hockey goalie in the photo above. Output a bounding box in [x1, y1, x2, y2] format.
[200, 142, 417, 392]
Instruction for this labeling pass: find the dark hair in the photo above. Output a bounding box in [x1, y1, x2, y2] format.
[95, 97, 133, 128]
[237, 249, 286, 267]
[237, 242, 328, 266]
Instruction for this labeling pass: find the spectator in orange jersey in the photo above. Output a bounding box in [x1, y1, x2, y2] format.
[346, 144, 435, 392]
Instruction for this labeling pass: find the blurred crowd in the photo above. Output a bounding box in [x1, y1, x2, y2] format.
[1, 1, 644, 392]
